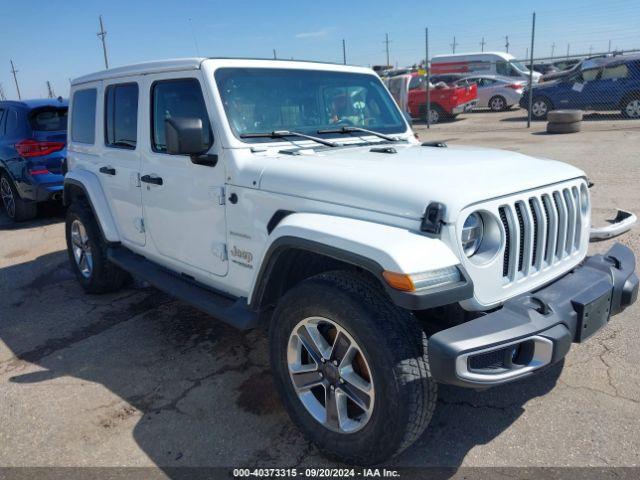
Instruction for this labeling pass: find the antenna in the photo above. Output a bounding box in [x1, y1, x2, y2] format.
[10, 60, 21, 100]
[188, 18, 201, 56]
[97, 15, 109, 69]
[480, 37, 486, 52]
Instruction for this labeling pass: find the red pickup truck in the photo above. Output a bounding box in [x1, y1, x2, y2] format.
[407, 73, 478, 123]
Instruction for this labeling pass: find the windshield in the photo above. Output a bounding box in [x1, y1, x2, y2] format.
[510, 61, 530, 74]
[214, 68, 407, 142]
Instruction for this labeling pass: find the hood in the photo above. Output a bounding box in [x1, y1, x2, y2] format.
[258, 143, 584, 223]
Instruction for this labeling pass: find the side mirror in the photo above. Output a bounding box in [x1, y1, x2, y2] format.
[165, 117, 209, 155]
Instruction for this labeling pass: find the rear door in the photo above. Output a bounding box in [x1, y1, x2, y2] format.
[98, 79, 145, 246]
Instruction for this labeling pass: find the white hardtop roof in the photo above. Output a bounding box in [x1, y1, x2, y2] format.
[432, 51, 515, 59]
[71, 57, 375, 86]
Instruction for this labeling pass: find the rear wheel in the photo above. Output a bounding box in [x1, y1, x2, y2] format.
[65, 201, 129, 293]
[269, 271, 436, 465]
[0, 173, 37, 222]
[489, 95, 507, 112]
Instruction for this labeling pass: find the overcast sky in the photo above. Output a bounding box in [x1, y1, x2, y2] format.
[1, 0, 638, 99]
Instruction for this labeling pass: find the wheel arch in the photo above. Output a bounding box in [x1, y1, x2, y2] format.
[63, 171, 120, 243]
[619, 90, 640, 108]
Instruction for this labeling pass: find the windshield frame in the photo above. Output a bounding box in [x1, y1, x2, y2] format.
[213, 66, 410, 145]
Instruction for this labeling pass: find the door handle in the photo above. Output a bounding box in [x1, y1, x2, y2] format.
[99, 166, 116, 175]
[140, 174, 163, 186]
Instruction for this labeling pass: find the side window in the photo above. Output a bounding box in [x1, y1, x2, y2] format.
[151, 78, 211, 153]
[582, 68, 600, 82]
[5, 109, 19, 137]
[601, 64, 628, 80]
[71, 88, 97, 144]
[495, 61, 508, 76]
[105, 83, 139, 149]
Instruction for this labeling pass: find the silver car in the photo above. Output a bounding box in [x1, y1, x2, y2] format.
[455, 75, 526, 111]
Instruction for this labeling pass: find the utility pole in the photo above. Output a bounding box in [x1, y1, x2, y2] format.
[273, 49, 277, 60]
[450, 36, 458, 54]
[566, 43, 570, 59]
[425, 27, 431, 129]
[480, 37, 486, 52]
[97, 15, 109, 69]
[46, 81, 55, 98]
[504, 35, 510, 53]
[527, 12, 536, 129]
[525, 47, 529, 60]
[10, 60, 21, 100]
[589, 45, 593, 55]
[384, 33, 391, 67]
[0, 83, 6, 101]
[551, 42, 555, 57]
[342, 39, 346, 65]
[608, 40, 611, 53]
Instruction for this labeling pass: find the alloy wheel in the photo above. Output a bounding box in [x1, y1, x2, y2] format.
[531, 100, 548, 118]
[625, 99, 640, 118]
[0, 177, 16, 219]
[70, 219, 94, 278]
[287, 316, 375, 434]
[490, 97, 505, 111]
[429, 108, 440, 124]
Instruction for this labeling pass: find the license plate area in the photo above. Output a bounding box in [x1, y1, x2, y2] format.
[572, 282, 613, 342]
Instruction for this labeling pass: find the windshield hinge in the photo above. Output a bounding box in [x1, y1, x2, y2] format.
[217, 186, 226, 205]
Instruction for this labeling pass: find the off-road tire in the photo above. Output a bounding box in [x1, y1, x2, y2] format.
[547, 109, 583, 123]
[0, 173, 37, 222]
[547, 121, 582, 134]
[489, 95, 507, 112]
[65, 200, 129, 294]
[269, 270, 437, 465]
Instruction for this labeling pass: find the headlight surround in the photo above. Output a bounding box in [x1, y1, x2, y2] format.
[580, 183, 590, 216]
[461, 212, 484, 257]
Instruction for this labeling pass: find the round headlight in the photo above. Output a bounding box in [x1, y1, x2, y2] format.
[462, 212, 484, 257]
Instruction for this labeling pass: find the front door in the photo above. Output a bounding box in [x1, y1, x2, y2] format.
[140, 74, 228, 277]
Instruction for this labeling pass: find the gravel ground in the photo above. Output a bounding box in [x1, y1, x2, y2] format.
[1, 109, 639, 475]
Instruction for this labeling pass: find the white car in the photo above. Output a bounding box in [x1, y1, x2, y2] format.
[63, 58, 638, 465]
[456, 75, 526, 111]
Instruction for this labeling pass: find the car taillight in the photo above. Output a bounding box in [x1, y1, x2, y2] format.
[507, 84, 523, 89]
[15, 139, 65, 158]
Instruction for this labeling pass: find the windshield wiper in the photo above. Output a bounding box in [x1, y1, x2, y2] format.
[240, 130, 339, 148]
[317, 126, 401, 142]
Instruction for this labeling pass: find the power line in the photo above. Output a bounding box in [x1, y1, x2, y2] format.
[97, 15, 109, 69]
[10, 60, 21, 100]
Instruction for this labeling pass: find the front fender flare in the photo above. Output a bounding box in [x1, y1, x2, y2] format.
[249, 213, 472, 310]
[64, 170, 120, 243]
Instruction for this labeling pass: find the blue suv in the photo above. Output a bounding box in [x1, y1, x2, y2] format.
[0, 98, 68, 221]
[521, 54, 640, 120]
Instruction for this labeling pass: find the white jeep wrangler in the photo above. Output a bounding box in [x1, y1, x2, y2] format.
[64, 58, 638, 464]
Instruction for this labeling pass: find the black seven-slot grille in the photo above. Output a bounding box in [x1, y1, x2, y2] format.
[498, 186, 583, 282]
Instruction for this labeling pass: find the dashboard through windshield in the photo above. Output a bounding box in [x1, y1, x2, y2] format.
[214, 68, 407, 142]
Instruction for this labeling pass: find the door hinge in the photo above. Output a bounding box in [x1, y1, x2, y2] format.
[212, 243, 227, 261]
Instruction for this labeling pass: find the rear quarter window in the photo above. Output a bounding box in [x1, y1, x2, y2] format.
[29, 108, 68, 131]
[71, 89, 97, 144]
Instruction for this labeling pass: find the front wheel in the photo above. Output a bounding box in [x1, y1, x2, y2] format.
[489, 95, 507, 112]
[622, 96, 640, 118]
[269, 271, 436, 465]
[530, 97, 552, 120]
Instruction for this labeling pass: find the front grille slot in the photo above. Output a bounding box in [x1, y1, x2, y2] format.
[499, 185, 584, 282]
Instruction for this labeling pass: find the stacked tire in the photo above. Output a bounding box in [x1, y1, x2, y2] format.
[546, 110, 582, 134]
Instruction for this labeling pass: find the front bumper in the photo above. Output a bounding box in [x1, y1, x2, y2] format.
[429, 243, 638, 388]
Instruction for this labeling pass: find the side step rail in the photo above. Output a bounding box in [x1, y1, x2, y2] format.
[107, 247, 259, 330]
